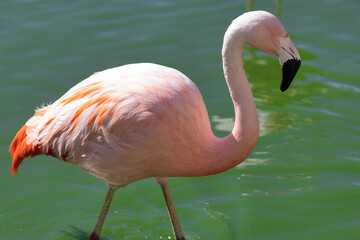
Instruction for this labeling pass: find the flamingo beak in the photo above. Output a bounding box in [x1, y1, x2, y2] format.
[281, 58, 301, 92]
[278, 37, 301, 92]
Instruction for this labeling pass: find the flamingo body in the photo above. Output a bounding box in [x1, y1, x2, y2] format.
[10, 63, 214, 187]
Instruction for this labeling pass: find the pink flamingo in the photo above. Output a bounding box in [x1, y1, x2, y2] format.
[9, 11, 300, 240]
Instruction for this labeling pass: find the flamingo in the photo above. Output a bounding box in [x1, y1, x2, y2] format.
[9, 10, 301, 240]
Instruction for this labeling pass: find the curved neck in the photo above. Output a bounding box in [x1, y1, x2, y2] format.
[204, 29, 259, 175]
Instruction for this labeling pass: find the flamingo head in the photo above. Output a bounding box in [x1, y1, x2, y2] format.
[229, 10, 301, 92]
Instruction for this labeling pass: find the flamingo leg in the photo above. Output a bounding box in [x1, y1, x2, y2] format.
[89, 186, 116, 240]
[158, 178, 186, 240]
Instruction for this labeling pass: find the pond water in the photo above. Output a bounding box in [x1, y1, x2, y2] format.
[0, 0, 359, 239]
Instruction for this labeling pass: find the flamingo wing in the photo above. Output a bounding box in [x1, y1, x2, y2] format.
[9, 63, 210, 184]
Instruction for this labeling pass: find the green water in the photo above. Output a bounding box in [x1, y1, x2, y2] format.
[1, 0, 359, 239]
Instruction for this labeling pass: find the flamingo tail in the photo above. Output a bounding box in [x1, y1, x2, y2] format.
[9, 124, 42, 176]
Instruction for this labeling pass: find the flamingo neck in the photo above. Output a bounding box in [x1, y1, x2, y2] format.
[205, 28, 259, 175]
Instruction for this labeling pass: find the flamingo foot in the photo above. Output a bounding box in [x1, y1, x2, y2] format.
[89, 231, 100, 240]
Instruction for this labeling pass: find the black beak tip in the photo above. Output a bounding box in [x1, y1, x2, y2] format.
[281, 59, 301, 92]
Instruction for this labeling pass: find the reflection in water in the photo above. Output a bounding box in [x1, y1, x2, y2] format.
[212, 110, 271, 137]
[239, 182, 313, 197]
[326, 79, 360, 93]
[237, 152, 271, 169]
[237, 157, 271, 168]
[240, 185, 313, 197]
[272, 173, 319, 179]
[203, 206, 231, 221]
[211, 115, 234, 133]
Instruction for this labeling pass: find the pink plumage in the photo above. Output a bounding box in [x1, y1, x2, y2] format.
[10, 63, 214, 184]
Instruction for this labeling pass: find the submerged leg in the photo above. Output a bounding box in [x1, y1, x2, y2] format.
[89, 185, 116, 240]
[156, 177, 186, 240]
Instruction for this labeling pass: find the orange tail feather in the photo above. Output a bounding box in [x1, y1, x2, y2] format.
[9, 124, 42, 176]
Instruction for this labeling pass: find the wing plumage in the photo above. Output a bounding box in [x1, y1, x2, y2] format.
[9, 63, 210, 185]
